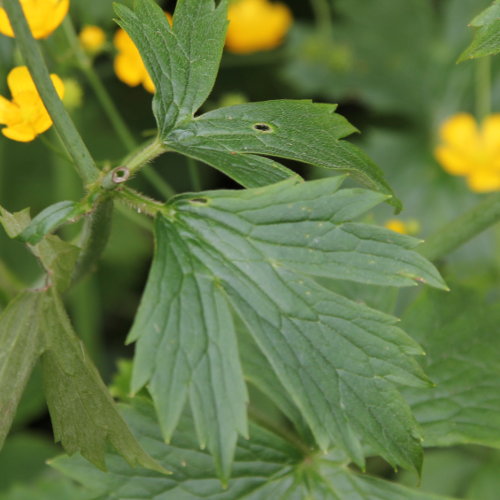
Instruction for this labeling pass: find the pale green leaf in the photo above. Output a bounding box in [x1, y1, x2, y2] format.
[0, 206, 30, 238]
[114, 0, 228, 135]
[52, 399, 456, 500]
[40, 288, 168, 474]
[402, 287, 500, 449]
[129, 177, 445, 474]
[459, 1, 500, 61]
[0, 291, 45, 449]
[18, 200, 81, 245]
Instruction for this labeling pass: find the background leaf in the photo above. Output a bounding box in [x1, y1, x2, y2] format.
[52, 399, 456, 500]
[402, 286, 500, 449]
[128, 177, 445, 475]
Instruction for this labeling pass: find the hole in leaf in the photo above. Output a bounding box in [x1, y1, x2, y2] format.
[253, 123, 273, 133]
[189, 197, 208, 205]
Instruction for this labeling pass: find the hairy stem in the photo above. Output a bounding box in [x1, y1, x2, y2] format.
[418, 192, 500, 261]
[5, 0, 100, 186]
[71, 198, 114, 285]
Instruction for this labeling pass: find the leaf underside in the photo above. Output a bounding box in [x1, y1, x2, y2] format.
[402, 286, 500, 450]
[128, 176, 446, 478]
[52, 399, 456, 500]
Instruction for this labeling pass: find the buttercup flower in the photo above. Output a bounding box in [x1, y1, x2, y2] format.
[384, 219, 420, 235]
[113, 13, 172, 94]
[0, 0, 69, 39]
[226, 0, 293, 54]
[79, 25, 106, 53]
[435, 113, 500, 192]
[0, 66, 64, 142]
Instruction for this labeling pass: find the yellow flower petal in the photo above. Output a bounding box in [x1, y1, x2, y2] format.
[467, 169, 500, 192]
[114, 52, 144, 87]
[2, 123, 37, 142]
[434, 144, 472, 176]
[79, 25, 106, 52]
[0, 0, 69, 39]
[384, 219, 408, 234]
[226, 0, 293, 54]
[0, 66, 64, 142]
[0, 96, 21, 126]
[439, 113, 480, 152]
[481, 113, 500, 158]
[7, 66, 38, 99]
[142, 72, 156, 94]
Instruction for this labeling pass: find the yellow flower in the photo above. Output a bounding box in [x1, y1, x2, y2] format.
[0, 0, 69, 39]
[79, 25, 106, 53]
[113, 13, 172, 94]
[384, 219, 420, 235]
[435, 113, 500, 192]
[0, 66, 64, 142]
[226, 0, 293, 54]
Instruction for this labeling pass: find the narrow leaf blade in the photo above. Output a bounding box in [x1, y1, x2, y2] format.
[41, 289, 167, 474]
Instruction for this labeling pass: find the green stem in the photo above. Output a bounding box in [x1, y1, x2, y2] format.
[4, 0, 99, 186]
[117, 186, 166, 218]
[71, 198, 114, 285]
[62, 17, 138, 151]
[310, 0, 334, 39]
[475, 56, 491, 122]
[418, 192, 500, 261]
[123, 137, 167, 174]
[187, 157, 201, 191]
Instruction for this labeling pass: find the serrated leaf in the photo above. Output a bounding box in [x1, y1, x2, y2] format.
[52, 399, 456, 500]
[114, 0, 228, 135]
[167, 100, 399, 207]
[458, 1, 500, 61]
[0, 291, 45, 449]
[126, 220, 248, 482]
[40, 288, 168, 474]
[402, 286, 500, 449]
[115, 1, 398, 203]
[18, 200, 82, 245]
[129, 177, 445, 475]
[0, 206, 30, 237]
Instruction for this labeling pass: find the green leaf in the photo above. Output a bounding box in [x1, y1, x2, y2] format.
[167, 100, 397, 204]
[114, 0, 228, 135]
[0, 291, 45, 449]
[0, 205, 79, 292]
[459, 1, 500, 61]
[18, 200, 82, 245]
[40, 288, 168, 474]
[126, 220, 248, 482]
[128, 177, 445, 475]
[402, 286, 500, 449]
[52, 399, 456, 500]
[115, 1, 398, 204]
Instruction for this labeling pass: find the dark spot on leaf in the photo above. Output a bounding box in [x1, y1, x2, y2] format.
[253, 123, 273, 133]
[189, 197, 208, 205]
